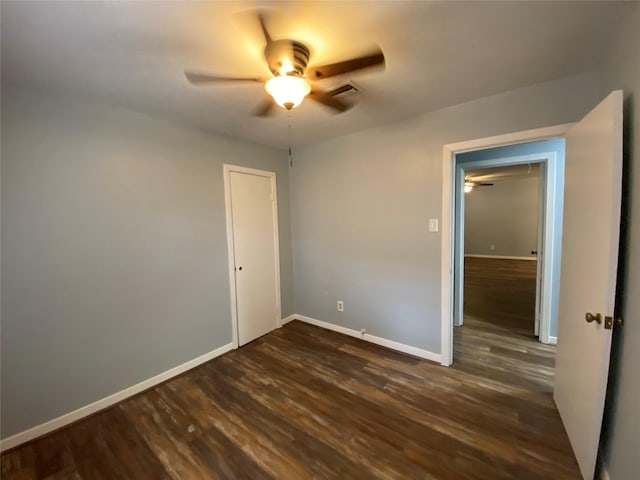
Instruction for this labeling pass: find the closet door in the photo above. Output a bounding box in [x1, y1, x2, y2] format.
[225, 165, 280, 346]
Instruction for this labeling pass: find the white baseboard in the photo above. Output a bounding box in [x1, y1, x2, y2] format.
[291, 314, 442, 364]
[464, 254, 537, 261]
[548, 335, 558, 345]
[281, 314, 297, 325]
[0, 342, 234, 452]
[3, 316, 440, 452]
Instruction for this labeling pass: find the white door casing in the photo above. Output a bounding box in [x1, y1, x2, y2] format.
[554, 90, 623, 480]
[453, 166, 466, 327]
[224, 165, 281, 347]
[534, 162, 547, 337]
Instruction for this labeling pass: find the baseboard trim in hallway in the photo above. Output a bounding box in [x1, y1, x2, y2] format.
[282, 314, 442, 364]
[0, 342, 234, 452]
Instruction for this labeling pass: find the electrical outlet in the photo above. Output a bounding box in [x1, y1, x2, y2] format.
[337, 300, 344, 312]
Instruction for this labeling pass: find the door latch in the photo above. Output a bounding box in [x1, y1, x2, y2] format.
[604, 316, 623, 330]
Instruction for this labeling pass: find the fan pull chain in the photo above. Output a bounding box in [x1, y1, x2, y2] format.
[288, 114, 293, 167]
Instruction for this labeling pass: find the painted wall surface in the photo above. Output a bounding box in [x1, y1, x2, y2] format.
[0, 84, 292, 438]
[290, 73, 601, 353]
[463, 176, 539, 257]
[598, 3, 640, 479]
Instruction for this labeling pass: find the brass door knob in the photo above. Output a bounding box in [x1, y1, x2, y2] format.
[585, 312, 602, 324]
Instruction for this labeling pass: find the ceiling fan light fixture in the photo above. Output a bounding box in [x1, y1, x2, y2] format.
[265, 75, 311, 110]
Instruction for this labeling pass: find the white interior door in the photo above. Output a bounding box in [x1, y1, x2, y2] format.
[226, 166, 280, 347]
[554, 90, 623, 479]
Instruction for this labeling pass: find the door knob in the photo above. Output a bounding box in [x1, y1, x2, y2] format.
[585, 312, 602, 324]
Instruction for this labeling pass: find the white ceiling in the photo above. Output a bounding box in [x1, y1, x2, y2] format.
[0, 1, 627, 149]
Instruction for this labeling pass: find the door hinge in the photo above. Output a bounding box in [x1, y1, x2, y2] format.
[604, 316, 624, 330]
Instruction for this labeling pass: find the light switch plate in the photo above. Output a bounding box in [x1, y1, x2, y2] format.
[429, 218, 439, 233]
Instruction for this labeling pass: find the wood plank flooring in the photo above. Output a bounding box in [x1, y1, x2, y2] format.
[464, 256, 538, 333]
[2, 316, 579, 479]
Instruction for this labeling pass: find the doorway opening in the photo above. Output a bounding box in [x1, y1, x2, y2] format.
[440, 126, 571, 367]
[454, 158, 559, 393]
[461, 162, 542, 339]
[451, 139, 565, 374]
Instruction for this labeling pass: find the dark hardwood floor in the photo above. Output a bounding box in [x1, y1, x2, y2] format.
[2, 314, 578, 479]
[464, 256, 538, 333]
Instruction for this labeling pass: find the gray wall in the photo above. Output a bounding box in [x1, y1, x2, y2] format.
[290, 72, 602, 354]
[598, 3, 640, 479]
[0, 84, 292, 438]
[464, 176, 539, 257]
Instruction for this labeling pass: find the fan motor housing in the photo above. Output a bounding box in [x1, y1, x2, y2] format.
[265, 39, 311, 77]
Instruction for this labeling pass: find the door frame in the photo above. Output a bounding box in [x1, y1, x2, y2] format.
[534, 162, 547, 338]
[453, 153, 552, 337]
[440, 124, 572, 366]
[223, 164, 282, 349]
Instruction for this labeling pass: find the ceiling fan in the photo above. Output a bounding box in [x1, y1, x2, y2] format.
[464, 179, 494, 193]
[184, 12, 385, 116]
[464, 163, 537, 192]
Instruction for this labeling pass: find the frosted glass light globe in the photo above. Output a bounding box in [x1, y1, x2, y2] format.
[265, 75, 311, 110]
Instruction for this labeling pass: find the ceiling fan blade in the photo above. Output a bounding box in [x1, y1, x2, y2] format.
[465, 179, 494, 187]
[464, 181, 493, 187]
[307, 48, 385, 80]
[308, 85, 351, 113]
[184, 71, 263, 85]
[252, 97, 276, 117]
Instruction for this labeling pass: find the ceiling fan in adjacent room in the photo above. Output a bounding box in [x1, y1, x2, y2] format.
[463, 179, 494, 193]
[464, 163, 538, 192]
[184, 11, 385, 117]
